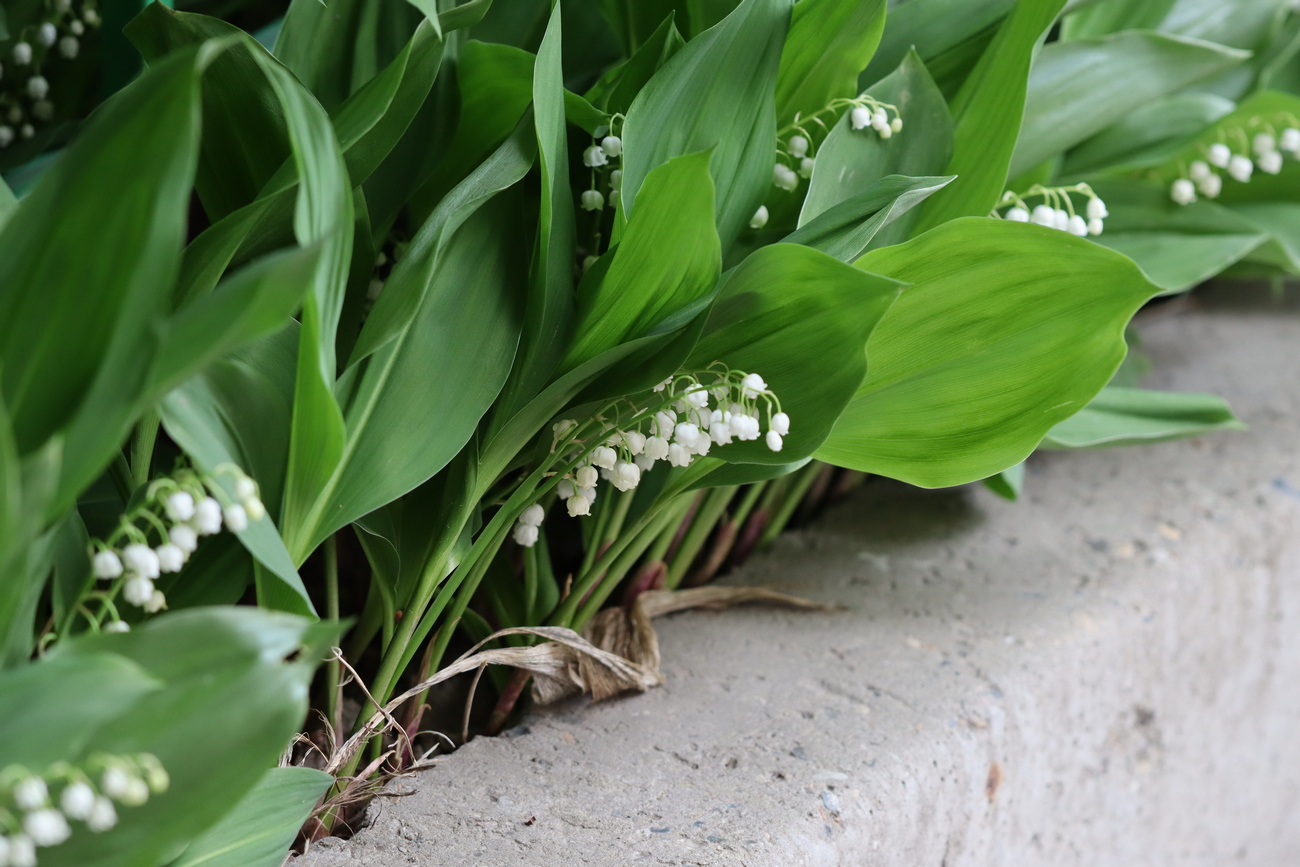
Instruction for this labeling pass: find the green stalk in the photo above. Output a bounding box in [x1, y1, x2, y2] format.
[324, 535, 342, 740]
[572, 501, 683, 630]
[664, 485, 737, 589]
[759, 463, 824, 548]
[130, 410, 160, 489]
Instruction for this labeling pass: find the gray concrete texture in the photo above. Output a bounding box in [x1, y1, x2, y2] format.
[297, 289, 1300, 866]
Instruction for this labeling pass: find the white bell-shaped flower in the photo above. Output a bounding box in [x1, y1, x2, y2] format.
[668, 443, 693, 467]
[94, 550, 124, 579]
[692, 436, 711, 456]
[60, 782, 96, 820]
[653, 410, 676, 438]
[1197, 173, 1222, 198]
[244, 496, 266, 522]
[1207, 143, 1231, 168]
[169, 524, 199, 553]
[789, 135, 808, 158]
[609, 189, 620, 207]
[144, 589, 167, 614]
[71, 19, 85, 35]
[1280, 128, 1300, 153]
[566, 496, 591, 517]
[60, 36, 79, 58]
[553, 418, 578, 438]
[623, 430, 646, 455]
[9, 835, 36, 867]
[123, 576, 155, 608]
[1086, 198, 1108, 220]
[23, 809, 70, 847]
[122, 543, 161, 579]
[12, 42, 32, 65]
[765, 430, 784, 452]
[609, 169, 622, 188]
[512, 523, 540, 547]
[1189, 161, 1212, 183]
[1030, 204, 1055, 226]
[520, 504, 545, 526]
[772, 163, 798, 191]
[583, 144, 608, 167]
[749, 205, 768, 229]
[1253, 132, 1276, 156]
[634, 453, 655, 472]
[165, 491, 195, 522]
[39, 23, 58, 46]
[32, 100, 53, 122]
[872, 108, 887, 129]
[155, 543, 185, 573]
[1005, 207, 1029, 223]
[87, 796, 118, 832]
[104, 620, 130, 633]
[850, 106, 871, 130]
[685, 386, 709, 408]
[591, 445, 618, 469]
[673, 422, 702, 449]
[890, 117, 903, 133]
[741, 372, 767, 398]
[575, 465, 599, 488]
[601, 135, 622, 157]
[1227, 154, 1253, 183]
[0, 126, 13, 148]
[644, 436, 670, 461]
[1087, 218, 1104, 236]
[580, 189, 604, 211]
[611, 461, 641, 491]
[194, 497, 223, 534]
[14, 777, 48, 810]
[770, 411, 790, 436]
[1067, 214, 1088, 237]
[1258, 150, 1283, 175]
[798, 156, 815, 178]
[1170, 178, 1197, 205]
[1052, 209, 1070, 231]
[652, 377, 672, 393]
[223, 504, 248, 532]
[234, 477, 257, 500]
[26, 76, 48, 100]
[557, 479, 575, 499]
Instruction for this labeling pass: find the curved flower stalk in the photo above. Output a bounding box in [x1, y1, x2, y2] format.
[0, 754, 165, 865]
[992, 183, 1108, 237]
[768, 92, 904, 197]
[64, 464, 265, 637]
[1166, 113, 1300, 205]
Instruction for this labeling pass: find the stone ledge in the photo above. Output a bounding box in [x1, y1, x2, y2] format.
[297, 295, 1300, 866]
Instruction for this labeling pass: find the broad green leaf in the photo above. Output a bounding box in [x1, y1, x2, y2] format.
[620, 0, 792, 252]
[0, 175, 16, 232]
[1229, 203, 1300, 274]
[1083, 178, 1269, 293]
[41, 609, 328, 867]
[686, 243, 903, 464]
[1010, 32, 1248, 176]
[801, 50, 953, 240]
[818, 218, 1159, 487]
[912, 0, 1067, 234]
[861, 0, 1015, 90]
[168, 766, 333, 867]
[785, 174, 954, 262]
[584, 12, 686, 115]
[127, 5, 292, 222]
[440, 0, 495, 32]
[563, 152, 721, 371]
[687, 456, 811, 490]
[1157, 0, 1282, 52]
[774, 0, 886, 127]
[1042, 386, 1244, 448]
[0, 47, 207, 520]
[1060, 0, 1177, 38]
[598, 0, 690, 51]
[495, 4, 577, 422]
[983, 461, 1025, 500]
[1062, 92, 1235, 175]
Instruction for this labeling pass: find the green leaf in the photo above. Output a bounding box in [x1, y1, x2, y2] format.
[168, 766, 333, 867]
[1082, 178, 1268, 293]
[1060, 0, 1178, 38]
[494, 4, 577, 421]
[0, 175, 16, 233]
[912, 0, 1067, 234]
[818, 217, 1159, 486]
[686, 243, 903, 464]
[861, 0, 1014, 88]
[785, 174, 954, 262]
[774, 0, 886, 127]
[1229, 202, 1300, 274]
[687, 456, 811, 490]
[440, 0, 495, 32]
[620, 0, 792, 252]
[1010, 32, 1249, 177]
[1061, 92, 1235, 175]
[1042, 386, 1245, 448]
[801, 50, 954, 243]
[584, 12, 686, 115]
[982, 460, 1025, 500]
[563, 152, 721, 371]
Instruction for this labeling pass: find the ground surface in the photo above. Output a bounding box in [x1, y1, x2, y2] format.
[297, 287, 1300, 866]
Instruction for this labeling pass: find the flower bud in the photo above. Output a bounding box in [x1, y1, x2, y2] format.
[566, 495, 591, 517]
[872, 108, 888, 128]
[557, 479, 575, 499]
[1170, 178, 1197, 205]
[772, 163, 798, 191]
[0, 126, 13, 148]
[169, 524, 199, 553]
[519, 504, 545, 527]
[1189, 161, 1211, 183]
[765, 430, 784, 452]
[244, 496, 266, 522]
[1227, 154, 1253, 183]
[1087, 218, 1104, 236]
[609, 169, 622, 188]
[71, 19, 85, 35]
[1197, 173, 1222, 198]
[26, 76, 49, 100]
[23, 809, 70, 847]
[87, 796, 118, 832]
[122, 543, 161, 578]
[600, 135, 622, 157]
[104, 620, 130, 633]
[165, 491, 196, 522]
[1086, 198, 1108, 220]
[194, 497, 223, 534]
[1052, 209, 1070, 232]
[61, 782, 96, 820]
[1207, 143, 1231, 168]
[512, 523, 540, 547]
[1067, 214, 1088, 237]
[749, 205, 769, 229]
[788, 135, 808, 158]
[94, 550, 124, 579]
[234, 477, 257, 500]
[1253, 132, 1276, 156]
[60, 36, 79, 58]
[1005, 207, 1029, 223]
[12, 42, 32, 65]
[39, 23, 58, 46]
[123, 576, 155, 608]
[576, 465, 599, 489]
[32, 101, 53, 121]
[583, 144, 608, 167]
[1280, 127, 1300, 153]
[121, 776, 150, 806]
[770, 411, 790, 436]
[609, 189, 620, 207]
[1258, 150, 1283, 175]
[850, 106, 871, 130]
[1030, 204, 1055, 226]
[223, 504, 248, 532]
[580, 189, 604, 211]
[798, 156, 814, 178]
[553, 418, 578, 438]
[155, 544, 185, 573]
[14, 777, 48, 810]
[741, 372, 767, 398]
[890, 117, 903, 133]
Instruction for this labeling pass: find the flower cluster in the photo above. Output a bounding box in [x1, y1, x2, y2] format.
[0, 754, 165, 866]
[1170, 118, 1300, 206]
[512, 368, 789, 545]
[87, 464, 265, 624]
[764, 94, 903, 211]
[579, 118, 623, 213]
[994, 183, 1108, 237]
[0, 0, 100, 149]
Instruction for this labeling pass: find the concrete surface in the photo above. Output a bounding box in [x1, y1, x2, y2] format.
[297, 288, 1300, 866]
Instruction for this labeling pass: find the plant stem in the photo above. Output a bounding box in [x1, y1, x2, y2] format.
[325, 534, 341, 739]
[664, 485, 737, 589]
[759, 462, 824, 548]
[130, 410, 160, 489]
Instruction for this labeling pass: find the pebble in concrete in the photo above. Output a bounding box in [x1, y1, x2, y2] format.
[297, 290, 1300, 866]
